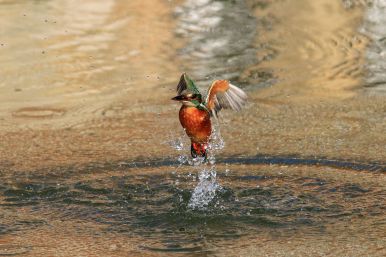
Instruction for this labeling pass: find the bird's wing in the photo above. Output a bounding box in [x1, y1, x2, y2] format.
[176, 73, 201, 96]
[205, 80, 247, 117]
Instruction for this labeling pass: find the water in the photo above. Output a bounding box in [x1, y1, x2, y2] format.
[0, 0, 385, 256]
[0, 161, 384, 255]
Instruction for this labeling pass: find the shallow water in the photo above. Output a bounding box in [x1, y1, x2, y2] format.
[0, 0, 385, 256]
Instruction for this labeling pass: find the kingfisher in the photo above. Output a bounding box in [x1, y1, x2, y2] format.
[172, 73, 247, 159]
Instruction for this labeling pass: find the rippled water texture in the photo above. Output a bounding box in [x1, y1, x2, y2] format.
[0, 0, 385, 256]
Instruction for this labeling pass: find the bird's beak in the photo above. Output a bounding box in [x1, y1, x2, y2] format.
[171, 95, 186, 101]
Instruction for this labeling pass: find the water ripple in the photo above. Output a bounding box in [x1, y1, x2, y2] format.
[0, 157, 384, 253]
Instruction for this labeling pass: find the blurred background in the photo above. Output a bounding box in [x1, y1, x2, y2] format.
[0, 0, 385, 169]
[0, 0, 385, 256]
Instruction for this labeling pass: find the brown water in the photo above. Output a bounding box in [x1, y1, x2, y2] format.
[0, 0, 385, 256]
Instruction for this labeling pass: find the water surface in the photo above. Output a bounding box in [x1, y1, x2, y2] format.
[0, 0, 385, 256]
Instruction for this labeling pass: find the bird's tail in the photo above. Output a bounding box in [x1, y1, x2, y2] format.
[191, 142, 207, 159]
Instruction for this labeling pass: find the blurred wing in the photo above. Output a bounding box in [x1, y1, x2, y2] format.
[205, 80, 247, 117]
[176, 73, 201, 95]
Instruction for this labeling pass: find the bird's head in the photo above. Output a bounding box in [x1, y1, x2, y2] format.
[171, 92, 202, 107]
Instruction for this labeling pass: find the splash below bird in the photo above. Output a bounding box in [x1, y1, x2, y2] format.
[172, 73, 247, 159]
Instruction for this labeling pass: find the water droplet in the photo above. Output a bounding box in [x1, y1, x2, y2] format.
[169, 138, 184, 151]
[192, 156, 206, 166]
[177, 154, 188, 164]
[208, 155, 216, 165]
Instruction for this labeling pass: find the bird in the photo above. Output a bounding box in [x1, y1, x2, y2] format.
[172, 73, 247, 159]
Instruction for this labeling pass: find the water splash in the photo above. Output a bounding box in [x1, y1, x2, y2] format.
[169, 125, 225, 210]
[188, 166, 221, 210]
[208, 125, 225, 151]
[188, 125, 225, 210]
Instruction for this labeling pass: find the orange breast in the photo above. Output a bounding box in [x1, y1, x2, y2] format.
[179, 106, 211, 143]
